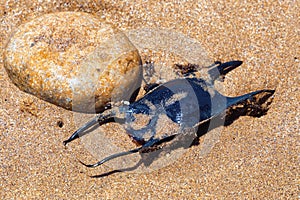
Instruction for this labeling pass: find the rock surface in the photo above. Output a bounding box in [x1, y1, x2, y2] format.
[4, 12, 142, 113]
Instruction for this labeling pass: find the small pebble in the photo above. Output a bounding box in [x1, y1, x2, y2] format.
[4, 12, 142, 113]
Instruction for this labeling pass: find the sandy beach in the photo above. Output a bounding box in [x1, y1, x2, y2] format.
[1, 1, 299, 199]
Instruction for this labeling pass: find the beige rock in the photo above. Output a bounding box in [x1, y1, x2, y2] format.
[4, 12, 142, 113]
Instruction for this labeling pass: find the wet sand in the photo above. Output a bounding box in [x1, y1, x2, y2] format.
[1, 1, 299, 199]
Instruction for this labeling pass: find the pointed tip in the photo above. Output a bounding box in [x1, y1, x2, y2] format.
[63, 136, 75, 146]
[223, 60, 243, 69]
[79, 160, 99, 168]
[270, 89, 276, 94]
[78, 160, 88, 166]
[208, 60, 244, 82]
[227, 89, 276, 108]
[62, 131, 80, 146]
[225, 60, 243, 67]
[63, 140, 68, 146]
[263, 89, 276, 95]
[235, 60, 243, 65]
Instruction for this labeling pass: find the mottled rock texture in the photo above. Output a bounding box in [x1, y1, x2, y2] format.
[4, 12, 142, 113]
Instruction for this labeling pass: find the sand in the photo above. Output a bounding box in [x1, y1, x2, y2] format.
[1, 1, 299, 199]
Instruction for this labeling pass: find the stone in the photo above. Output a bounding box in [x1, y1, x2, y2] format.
[4, 12, 142, 113]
